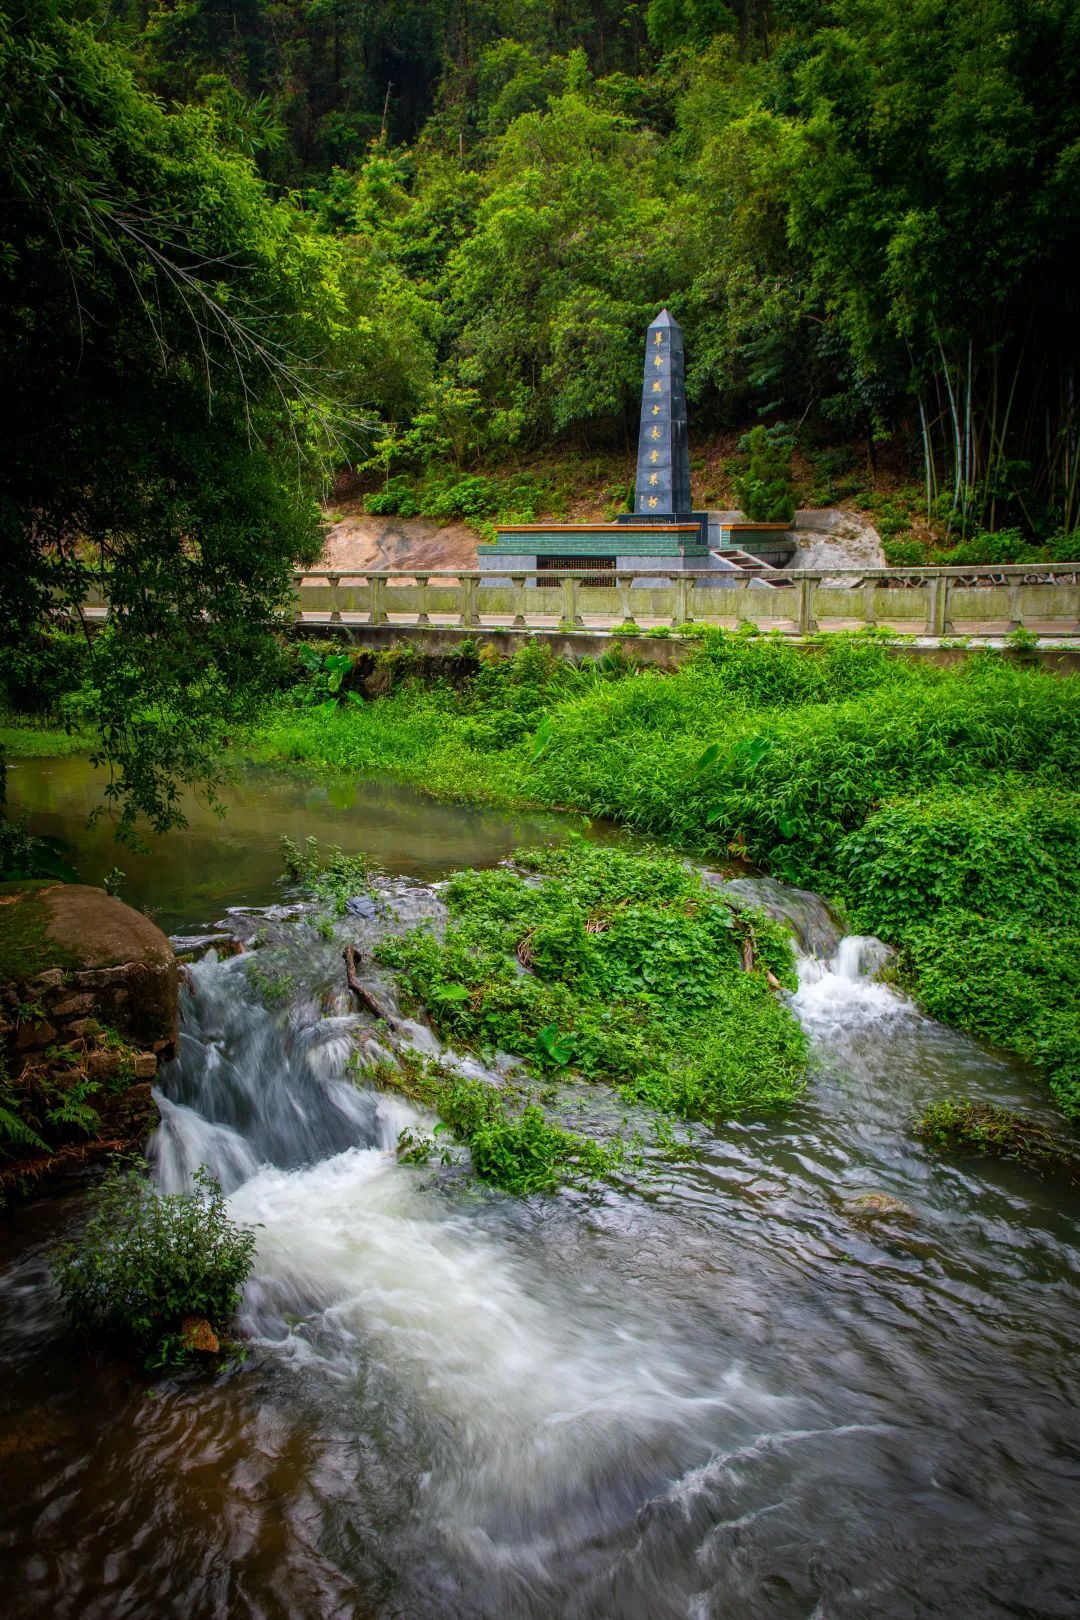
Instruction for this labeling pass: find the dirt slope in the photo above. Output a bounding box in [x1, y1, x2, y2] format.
[320, 503, 480, 574]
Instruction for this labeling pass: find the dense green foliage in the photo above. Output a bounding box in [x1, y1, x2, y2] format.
[383, 1063, 625, 1197]
[240, 634, 1080, 1115]
[0, 0, 346, 833]
[734, 425, 796, 524]
[378, 841, 805, 1123]
[52, 1164, 256, 1360]
[95, 0, 1080, 541]
[5, 0, 1080, 834]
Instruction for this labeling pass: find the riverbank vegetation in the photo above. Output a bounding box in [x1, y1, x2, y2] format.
[52, 1163, 255, 1364]
[917, 1099, 1080, 1186]
[234, 633, 1080, 1119]
[378, 842, 804, 1124]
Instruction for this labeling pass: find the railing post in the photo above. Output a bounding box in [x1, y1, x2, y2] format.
[415, 574, 430, 627]
[796, 575, 818, 634]
[292, 572, 305, 624]
[560, 575, 581, 631]
[617, 573, 637, 629]
[941, 575, 954, 633]
[510, 575, 527, 629]
[327, 572, 341, 622]
[369, 574, 387, 627]
[672, 574, 689, 627]
[459, 574, 480, 628]
[861, 581, 877, 627]
[1007, 578, 1023, 631]
[925, 575, 946, 635]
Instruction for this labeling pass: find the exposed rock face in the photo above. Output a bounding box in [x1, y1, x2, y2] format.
[788, 510, 886, 575]
[321, 507, 479, 574]
[0, 883, 180, 1196]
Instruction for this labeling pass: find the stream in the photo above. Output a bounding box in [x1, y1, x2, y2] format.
[1, 763, 1079, 1618]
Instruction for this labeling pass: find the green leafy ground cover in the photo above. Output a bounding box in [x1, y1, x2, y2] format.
[242, 634, 1080, 1117]
[377, 842, 804, 1129]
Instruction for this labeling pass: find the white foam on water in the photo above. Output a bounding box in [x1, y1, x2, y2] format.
[793, 934, 906, 1033]
[226, 1144, 789, 1556]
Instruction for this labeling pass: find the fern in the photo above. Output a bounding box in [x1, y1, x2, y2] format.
[0, 1104, 50, 1154]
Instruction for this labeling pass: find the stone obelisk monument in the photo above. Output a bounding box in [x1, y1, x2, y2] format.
[634, 308, 692, 516]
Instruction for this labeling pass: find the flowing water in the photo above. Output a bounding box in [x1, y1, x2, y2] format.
[2, 776, 1079, 1618]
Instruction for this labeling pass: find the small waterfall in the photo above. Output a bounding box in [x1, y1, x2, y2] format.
[148, 954, 406, 1192]
[709, 873, 843, 958]
[792, 932, 906, 1043]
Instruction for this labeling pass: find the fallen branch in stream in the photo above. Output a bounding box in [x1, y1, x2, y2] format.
[343, 945, 399, 1027]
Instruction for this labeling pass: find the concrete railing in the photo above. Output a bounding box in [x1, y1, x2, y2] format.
[283, 565, 1080, 637]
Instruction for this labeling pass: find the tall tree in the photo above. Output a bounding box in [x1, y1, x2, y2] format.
[0, 0, 347, 833]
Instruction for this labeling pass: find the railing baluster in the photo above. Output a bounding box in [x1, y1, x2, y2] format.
[369, 574, 387, 626]
[617, 572, 637, 629]
[560, 575, 581, 631]
[415, 574, 430, 627]
[796, 575, 818, 634]
[672, 574, 689, 627]
[511, 574, 527, 629]
[459, 574, 480, 627]
[924, 574, 953, 635]
[1008, 580, 1023, 631]
[327, 572, 341, 622]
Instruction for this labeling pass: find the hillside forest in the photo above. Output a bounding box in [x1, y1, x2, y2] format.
[3, 0, 1080, 824]
[7, 0, 1080, 542]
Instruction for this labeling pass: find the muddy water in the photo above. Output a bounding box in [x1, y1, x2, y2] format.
[1, 782, 1080, 1618]
[4, 755, 606, 933]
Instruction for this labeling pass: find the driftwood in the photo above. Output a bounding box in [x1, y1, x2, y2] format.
[343, 946, 398, 1026]
[731, 906, 784, 992]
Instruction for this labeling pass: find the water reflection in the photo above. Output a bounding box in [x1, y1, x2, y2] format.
[5, 755, 606, 932]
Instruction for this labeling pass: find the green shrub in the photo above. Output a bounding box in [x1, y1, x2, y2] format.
[927, 527, 1040, 567]
[900, 912, 1080, 1117]
[837, 786, 1080, 939]
[365, 475, 420, 517]
[734, 424, 796, 524]
[427, 1076, 619, 1193]
[52, 1164, 256, 1362]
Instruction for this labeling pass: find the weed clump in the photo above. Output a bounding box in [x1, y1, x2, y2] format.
[52, 1163, 256, 1365]
[917, 1098, 1080, 1185]
[376, 842, 806, 1127]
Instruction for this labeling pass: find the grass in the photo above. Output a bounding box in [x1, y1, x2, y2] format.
[0, 721, 92, 758]
[917, 1099, 1080, 1185]
[238, 631, 1080, 1118]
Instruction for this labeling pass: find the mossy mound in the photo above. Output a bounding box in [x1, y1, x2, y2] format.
[0, 882, 174, 982]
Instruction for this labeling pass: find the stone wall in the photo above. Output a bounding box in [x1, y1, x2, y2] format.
[0, 883, 179, 1196]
